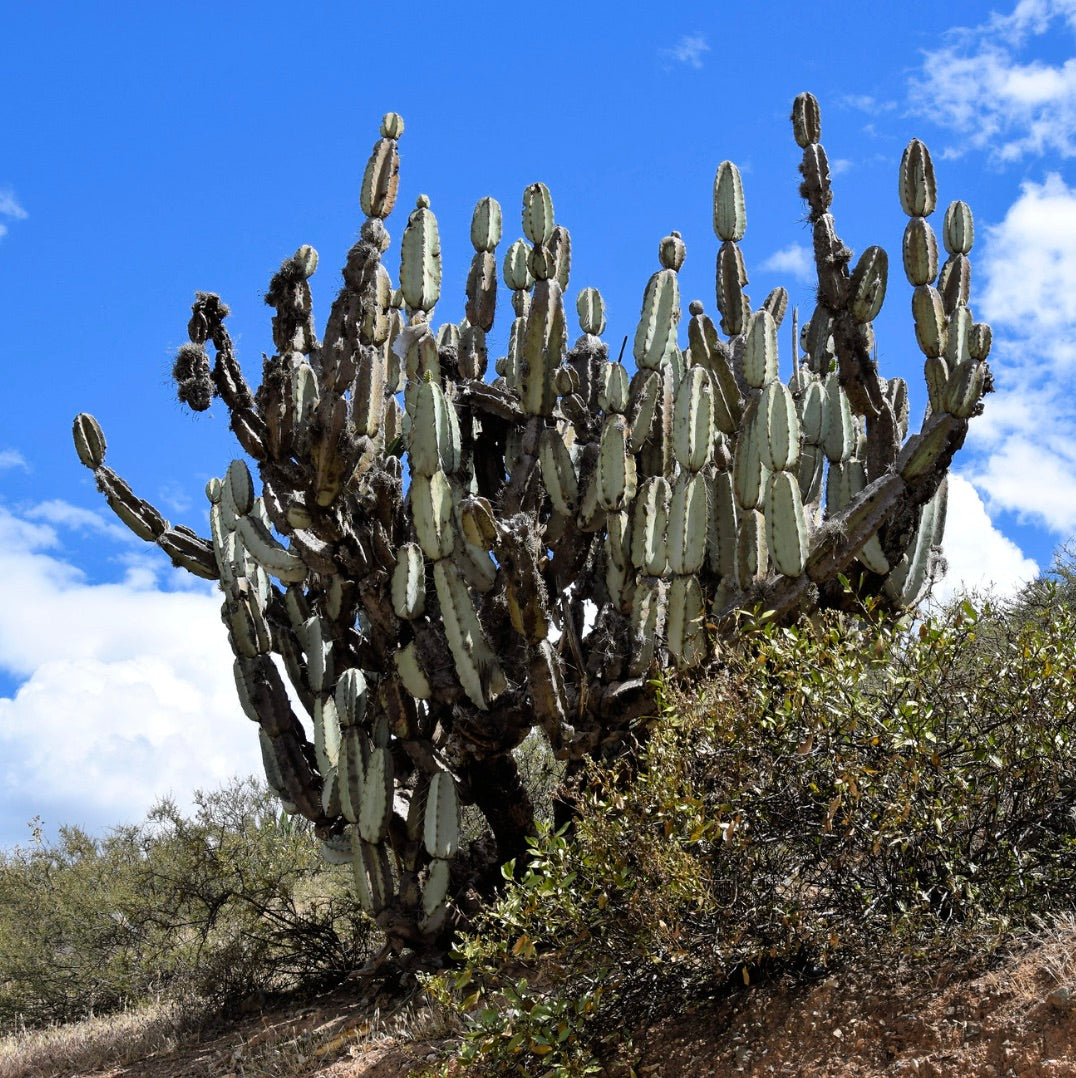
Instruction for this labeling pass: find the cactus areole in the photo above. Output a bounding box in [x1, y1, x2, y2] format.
[74, 95, 991, 965]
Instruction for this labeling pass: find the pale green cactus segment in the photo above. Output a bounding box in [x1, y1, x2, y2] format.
[764, 471, 808, 578]
[804, 305, 834, 373]
[943, 200, 974, 255]
[634, 267, 680, 371]
[235, 514, 308, 584]
[539, 426, 579, 513]
[735, 508, 768, 589]
[225, 593, 272, 658]
[912, 285, 947, 358]
[884, 478, 948, 607]
[351, 831, 393, 915]
[410, 380, 462, 477]
[796, 442, 825, 505]
[732, 401, 769, 510]
[672, 365, 715, 472]
[849, 245, 888, 324]
[963, 323, 989, 364]
[503, 239, 534, 292]
[422, 857, 451, 921]
[902, 218, 939, 287]
[233, 658, 260, 723]
[335, 667, 368, 728]
[470, 196, 503, 252]
[314, 695, 342, 776]
[391, 542, 426, 620]
[598, 361, 630, 414]
[258, 728, 289, 803]
[205, 476, 222, 505]
[899, 139, 937, 218]
[549, 225, 572, 291]
[424, 771, 460, 860]
[300, 615, 333, 694]
[605, 509, 632, 572]
[798, 379, 826, 443]
[452, 539, 497, 594]
[825, 458, 864, 516]
[944, 306, 971, 367]
[380, 111, 404, 139]
[658, 231, 686, 272]
[596, 414, 637, 512]
[938, 253, 971, 314]
[520, 280, 566, 417]
[716, 242, 749, 338]
[666, 574, 706, 670]
[668, 472, 708, 576]
[225, 458, 255, 517]
[628, 369, 661, 452]
[358, 744, 393, 844]
[821, 373, 855, 464]
[629, 577, 666, 676]
[713, 161, 747, 242]
[400, 196, 442, 312]
[687, 309, 742, 434]
[708, 470, 739, 578]
[340, 724, 370, 823]
[631, 476, 670, 575]
[760, 381, 800, 473]
[360, 137, 400, 220]
[743, 309, 779, 389]
[944, 359, 986, 418]
[792, 91, 822, 147]
[577, 286, 606, 335]
[73, 413, 107, 470]
[522, 182, 555, 246]
[395, 641, 432, 700]
[411, 470, 456, 561]
[434, 559, 506, 709]
[354, 346, 387, 437]
[292, 362, 320, 428]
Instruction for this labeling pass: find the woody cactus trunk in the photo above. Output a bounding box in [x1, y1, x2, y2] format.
[74, 94, 991, 965]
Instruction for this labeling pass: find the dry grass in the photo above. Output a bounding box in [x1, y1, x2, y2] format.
[993, 912, 1076, 1004]
[0, 997, 205, 1078]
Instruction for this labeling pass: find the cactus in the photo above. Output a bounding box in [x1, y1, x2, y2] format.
[73, 95, 991, 965]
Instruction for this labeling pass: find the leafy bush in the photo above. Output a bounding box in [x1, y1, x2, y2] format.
[427, 590, 1076, 1075]
[0, 779, 375, 1031]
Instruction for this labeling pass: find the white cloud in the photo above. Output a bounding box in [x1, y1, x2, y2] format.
[910, 1, 1076, 160]
[660, 34, 709, 70]
[760, 243, 814, 283]
[0, 450, 27, 472]
[960, 174, 1076, 535]
[0, 189, 27, 241]
[0, 503, 262, 844]
[934, 474, 1040, 602]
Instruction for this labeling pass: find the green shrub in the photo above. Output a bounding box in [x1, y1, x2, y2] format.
[426, 591, 1076, 1074]
[0, 779, 375, 1031]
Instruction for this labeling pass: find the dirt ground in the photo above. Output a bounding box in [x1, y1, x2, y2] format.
[85, 925, 1075, 1077]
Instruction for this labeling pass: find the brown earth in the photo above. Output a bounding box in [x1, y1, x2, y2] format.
[77, 922, 1075, 1077]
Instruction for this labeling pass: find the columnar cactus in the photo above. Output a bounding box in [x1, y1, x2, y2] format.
[73, 95, 991, 964]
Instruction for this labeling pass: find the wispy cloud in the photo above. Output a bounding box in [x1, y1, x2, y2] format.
[839, 94, 898, 114]
[961, 173, 1076, 535]
[0, 189, 27, 241]
[759, 243, 814, 283]
[909, 1, 1076, 160]
[0, 450, 28, 472]
[659, 33, 709, 70]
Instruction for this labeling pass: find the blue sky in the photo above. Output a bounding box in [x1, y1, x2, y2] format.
[1, 1, 1073, 844]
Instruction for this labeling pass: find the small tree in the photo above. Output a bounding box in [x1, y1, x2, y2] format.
[74, 94, 992, 966]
